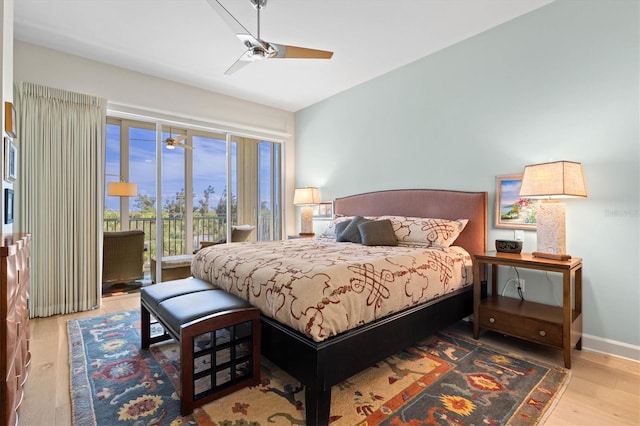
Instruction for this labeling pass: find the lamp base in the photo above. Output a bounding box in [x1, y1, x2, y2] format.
[300, 206, 314, 235]
[532, 251, 572, 261]
[536, 201, 567, 255]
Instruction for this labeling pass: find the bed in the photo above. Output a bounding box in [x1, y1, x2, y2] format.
[192, 189, 487, 425]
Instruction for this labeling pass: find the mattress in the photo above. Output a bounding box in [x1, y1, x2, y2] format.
[191, 238, 473, 342]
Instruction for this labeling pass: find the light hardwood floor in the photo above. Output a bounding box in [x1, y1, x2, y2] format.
[19, 293, 640, 425]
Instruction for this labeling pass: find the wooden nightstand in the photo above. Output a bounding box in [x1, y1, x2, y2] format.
[287, 234, 315, 239]
[473, 251, 582, 368]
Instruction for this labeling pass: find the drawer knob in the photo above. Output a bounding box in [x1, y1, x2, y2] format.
[489, 317, 495, 323]
[539, 330, 546, 337]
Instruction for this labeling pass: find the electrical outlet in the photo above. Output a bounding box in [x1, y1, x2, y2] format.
[514, 230, 524, 241]
[518, 278, 525, 292]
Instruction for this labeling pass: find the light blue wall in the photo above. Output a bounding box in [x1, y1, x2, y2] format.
[295, 0, 639, 349]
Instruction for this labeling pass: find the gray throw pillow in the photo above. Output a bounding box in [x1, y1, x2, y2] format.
[336, 216, 370, 243]
[334, 220, 351, 241]
[358, 219, 398, 246]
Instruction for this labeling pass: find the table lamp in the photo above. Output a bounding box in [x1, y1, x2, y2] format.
[518, 161, 587, 260]
[293, 187, 320, 236]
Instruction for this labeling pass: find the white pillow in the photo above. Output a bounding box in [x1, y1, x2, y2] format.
[319, 216, 353, 238]
[378, 216, 468, 248]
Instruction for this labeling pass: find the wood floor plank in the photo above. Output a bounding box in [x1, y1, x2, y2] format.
[18, 293, 640, 425]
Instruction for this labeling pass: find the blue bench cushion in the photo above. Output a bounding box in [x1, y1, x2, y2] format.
[141, 278, 215, 311]
[156, 290, 253, 338]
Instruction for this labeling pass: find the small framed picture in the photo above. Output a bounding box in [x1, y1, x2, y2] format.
[495, 174, 537, 229]
[312, 202, 333, 219]
[4, 188, 14, 224]
[3, 137, 16, 182]
[4, 102, 16, 138]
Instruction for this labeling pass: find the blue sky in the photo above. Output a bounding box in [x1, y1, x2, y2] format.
[105, 124, 275, 212]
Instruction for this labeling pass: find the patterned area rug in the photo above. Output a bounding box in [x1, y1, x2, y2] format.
[69, 310, 569, 425]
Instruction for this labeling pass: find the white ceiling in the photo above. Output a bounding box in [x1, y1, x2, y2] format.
[13, 0, 553, 112]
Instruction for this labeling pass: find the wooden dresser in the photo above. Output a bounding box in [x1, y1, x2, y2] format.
[0, 233, 31, 426]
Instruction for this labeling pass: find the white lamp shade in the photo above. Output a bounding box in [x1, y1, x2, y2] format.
[107, 182, 138, 197]
[518, 160, 586, 258]
[293, 187, 320, 205]
[519, 161, 587, 199]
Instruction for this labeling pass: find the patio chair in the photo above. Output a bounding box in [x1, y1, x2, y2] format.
[197, 225, 255, 251]
[102, 230, 145, 288]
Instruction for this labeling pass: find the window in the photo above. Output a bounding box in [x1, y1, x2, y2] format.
[105, 117, 283, 279]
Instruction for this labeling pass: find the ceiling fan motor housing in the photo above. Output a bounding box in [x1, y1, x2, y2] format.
[250, 0, 267, 10]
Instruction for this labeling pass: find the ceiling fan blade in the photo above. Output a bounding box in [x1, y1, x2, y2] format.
[206, 0, 256, 39]
[209, 0, 334, 74]
[224, 51, 254, 75]
[269, 42, 333, 59]
[165, 141, 194, 150]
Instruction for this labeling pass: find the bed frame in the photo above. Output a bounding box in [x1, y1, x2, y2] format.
[260, 189, 488, 425]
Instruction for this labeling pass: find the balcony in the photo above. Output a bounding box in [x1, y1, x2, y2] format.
[104, 215, 274, 264]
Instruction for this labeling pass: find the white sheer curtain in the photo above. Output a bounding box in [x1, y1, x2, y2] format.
[15, 82, 106, 317]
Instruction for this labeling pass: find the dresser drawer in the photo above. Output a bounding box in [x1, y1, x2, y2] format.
[479, 306, 563, 348]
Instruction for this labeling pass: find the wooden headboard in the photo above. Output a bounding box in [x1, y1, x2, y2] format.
[334, 189, 488, 260]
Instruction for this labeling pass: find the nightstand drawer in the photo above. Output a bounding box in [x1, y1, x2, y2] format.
[479, 306, 563, 347]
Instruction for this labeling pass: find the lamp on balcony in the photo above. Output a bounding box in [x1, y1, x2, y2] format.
[293, 187, 320, 236]
[107, 174, 138, 197]
[518, 160, 587, 260]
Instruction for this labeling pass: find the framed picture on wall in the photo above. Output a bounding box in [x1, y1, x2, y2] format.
[4, 188, 14, 224]
[3, 137, 16, 182]
[4, 102, 16, 138]
[312, 202, 333, 219]
[495, 174, 537, 229]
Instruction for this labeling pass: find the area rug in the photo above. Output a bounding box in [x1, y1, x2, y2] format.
[69, 309, 569, 425]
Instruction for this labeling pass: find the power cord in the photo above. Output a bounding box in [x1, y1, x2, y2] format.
[500, 267, 525, 301]
[501, 269, 560, 305]
[515, 268, 524, 301]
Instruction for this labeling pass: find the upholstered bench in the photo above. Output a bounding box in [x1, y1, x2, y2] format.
[140, 278, 261, 415]
[150, 254, 194, 283]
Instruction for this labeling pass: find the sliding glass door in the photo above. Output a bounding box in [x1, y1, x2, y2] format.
[105, 117, 283, 282]
[258, 141, 281, 240]
[191, 130, 233, 249]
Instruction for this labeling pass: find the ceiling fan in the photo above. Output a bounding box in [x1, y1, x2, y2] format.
[163, 127, 191, 150]
[207, 0, 334, 75]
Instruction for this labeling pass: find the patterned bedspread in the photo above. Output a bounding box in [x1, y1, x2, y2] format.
[191, 238, 473, 342]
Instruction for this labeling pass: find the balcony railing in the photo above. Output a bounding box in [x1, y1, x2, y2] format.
[104, 215, 275, 261]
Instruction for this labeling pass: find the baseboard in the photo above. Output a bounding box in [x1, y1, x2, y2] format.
[582, 333, 640, 362]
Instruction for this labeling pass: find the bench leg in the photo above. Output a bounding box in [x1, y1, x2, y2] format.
[180, 332, 195, 416]
[141, 302, 174, 349]
[141, 304, 151, 349]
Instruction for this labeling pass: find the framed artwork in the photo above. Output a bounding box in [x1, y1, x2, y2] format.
[4, 102, 16, 138]
[312, 202, 333, 219]
[4, 137, 16, 182]
[495, 174, 537, 229]
[4, 188, 13, 224]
